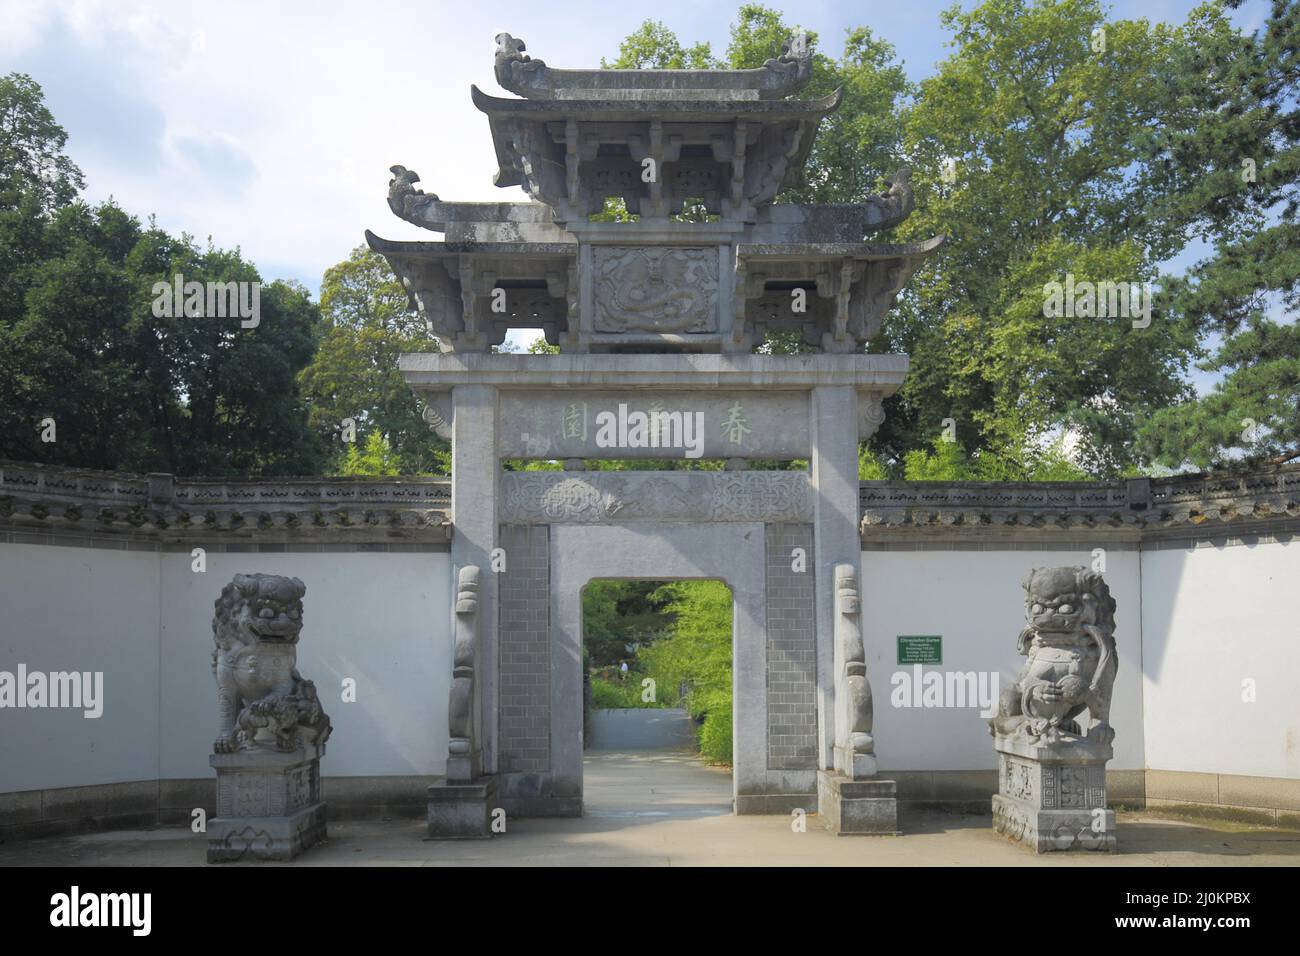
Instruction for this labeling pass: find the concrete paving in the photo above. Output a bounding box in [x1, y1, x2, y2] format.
[587, 709, 697, 751]
[2, 750, 1298, 866]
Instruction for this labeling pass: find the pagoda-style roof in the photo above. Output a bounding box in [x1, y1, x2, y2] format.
[365, 31, 945, 356]
[492, 32, 813, 100]
[472, 84, 841, 222]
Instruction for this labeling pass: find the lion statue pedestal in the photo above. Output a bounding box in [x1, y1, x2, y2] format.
[990, 566, 1118, 853]
[206, 574, 332, 863]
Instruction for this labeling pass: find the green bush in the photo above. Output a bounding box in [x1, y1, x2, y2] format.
[590, 675, 659, 709]
[640, 580, 733, 763]
[694, 688, 733, 764]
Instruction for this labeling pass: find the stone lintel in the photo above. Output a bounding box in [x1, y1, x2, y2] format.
[400, 352, 909, 393]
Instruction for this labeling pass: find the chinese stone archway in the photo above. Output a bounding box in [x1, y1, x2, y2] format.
[367, 31, 941, 834]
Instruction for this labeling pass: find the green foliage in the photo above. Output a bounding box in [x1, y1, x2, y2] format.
[1135, 1, 1300, 469]
[696, 690, 733, 764]
[526, 336, 560, 354]
[901, 435, 1089, 481]
[888, 0, 1211, 476]
[639, 580, 734, 762]
[298, 246, 448, 474]
[0, 74, 326, 475]
[582, 579, 735, 761]
[338, 430, 400, 476]
[590, 675, 658, 709]
[858, 444, 889, 479]
[581, 580, 668, 667]
[726, 6, 910, 207]
[0, 73, 84, 213]
[602, 20, 720, 69]
[604, 2, 1293, 477]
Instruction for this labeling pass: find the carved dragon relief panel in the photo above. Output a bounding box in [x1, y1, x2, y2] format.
[593, 247, 719, 333]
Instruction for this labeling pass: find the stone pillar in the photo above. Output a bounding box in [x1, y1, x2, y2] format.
[448, 384, 499, 771]
[428, 384, 500, 838]
[810, 386, 896, 834]
[810, 385, 859, 771]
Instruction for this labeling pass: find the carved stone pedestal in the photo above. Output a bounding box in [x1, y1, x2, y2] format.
[992, 734, 1115, 853]
[208, 745, 327, 862]
[833, 745, 877, 780]
[427, 776, 499, 839]
[817, 771, 898, 835]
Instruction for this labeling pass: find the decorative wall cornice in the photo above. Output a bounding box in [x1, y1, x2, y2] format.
[0, 461, 451, 543]
[5, 460, 1297, 547]
[861, 468, 1300, 541]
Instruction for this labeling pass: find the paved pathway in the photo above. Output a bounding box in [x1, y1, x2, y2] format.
[3, 750, 1298, 866]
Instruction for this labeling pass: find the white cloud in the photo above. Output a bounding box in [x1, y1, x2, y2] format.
[4, 0, 1267, 297]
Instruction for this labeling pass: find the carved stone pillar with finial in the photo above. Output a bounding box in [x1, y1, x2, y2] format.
[446, 564, 482, 782]
[426, 387, 500, 839]
[813, 387, 897, 835]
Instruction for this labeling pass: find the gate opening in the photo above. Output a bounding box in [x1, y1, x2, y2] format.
[580, 578, 735, 817]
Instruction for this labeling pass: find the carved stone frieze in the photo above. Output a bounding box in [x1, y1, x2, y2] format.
[499, 470, 813, 524]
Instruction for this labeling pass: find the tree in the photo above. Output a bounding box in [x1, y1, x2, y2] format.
[640, 580, 734, 761]
[724, 5, 911, 206]
[298, 246, 449, 474]
[0, 75, 327, 475]
[602, 20, 719, 69]
[339, 430, 401, 476]
[0, 73, 84, 213]
[890, 0, 1212, 475]
[1137, 0, 1300, 469]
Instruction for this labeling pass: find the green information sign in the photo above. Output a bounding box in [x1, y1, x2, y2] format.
[897, 635, 942, 665]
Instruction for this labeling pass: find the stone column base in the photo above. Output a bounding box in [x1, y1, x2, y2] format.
[428, 776, 499, 839]
[992, 734, 1116, 853]
[833, 745, 878, 780]
[208, 746, 327, 862]
[816, 770, 898, 835]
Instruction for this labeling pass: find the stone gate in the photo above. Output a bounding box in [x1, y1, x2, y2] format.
[366, 32, 942, 834]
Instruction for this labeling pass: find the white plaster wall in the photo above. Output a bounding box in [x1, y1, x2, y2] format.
[860, 548, 1145, 772]
[1141, 540, 1300, 780]
[0, 542, 452, 794]
[0, 544, 161, 792]
[158, 551, 451, 780]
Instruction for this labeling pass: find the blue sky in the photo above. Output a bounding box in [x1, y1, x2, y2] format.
[0, 0, 1273, 319]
